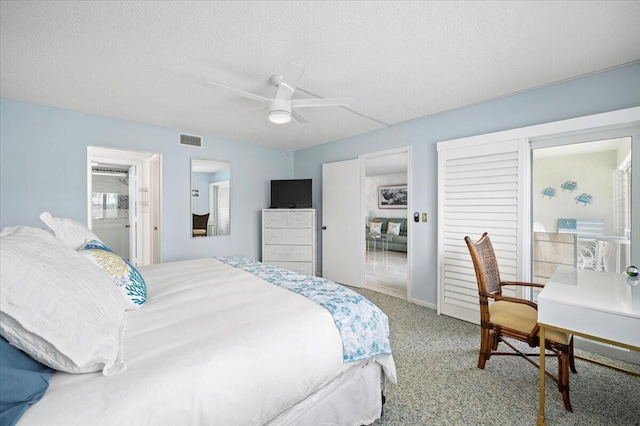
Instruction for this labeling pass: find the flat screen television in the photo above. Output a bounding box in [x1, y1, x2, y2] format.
[270, 179, 312, 209]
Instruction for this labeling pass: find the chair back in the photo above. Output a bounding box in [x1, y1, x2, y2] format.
[464, 232, 502, 296]
[193, 213, 209, 230]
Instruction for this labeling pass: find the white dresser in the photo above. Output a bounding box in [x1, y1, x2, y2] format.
[262, 209, 316, 276]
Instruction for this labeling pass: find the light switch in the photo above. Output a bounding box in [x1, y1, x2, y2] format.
[422, 213, 428, 222]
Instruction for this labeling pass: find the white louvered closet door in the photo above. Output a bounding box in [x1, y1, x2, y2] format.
[437, 139, 530, 324]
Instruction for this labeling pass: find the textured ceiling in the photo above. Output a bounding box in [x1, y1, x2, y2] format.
[1, 1, 639, 151]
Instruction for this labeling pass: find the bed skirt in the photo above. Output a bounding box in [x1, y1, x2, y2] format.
[268, 360, 385, 426]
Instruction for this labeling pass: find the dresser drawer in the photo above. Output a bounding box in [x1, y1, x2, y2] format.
[288, 211, 314, 228]
[263, 210, 314, 228]
[270, 261, 313, 276]
[263, 211, 289, 228]
[263, 245, 312, 262]
[264, 228, 313, 245]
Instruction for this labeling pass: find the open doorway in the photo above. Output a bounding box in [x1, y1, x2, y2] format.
[362, 149, 410, 300]
[88, 146, 161, 266]
[91, 164, 134, 260]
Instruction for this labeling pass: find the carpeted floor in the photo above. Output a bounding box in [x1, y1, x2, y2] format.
[353, 288, 640, 426]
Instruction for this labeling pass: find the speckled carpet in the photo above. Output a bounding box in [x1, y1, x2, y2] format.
[353, 288, 640, 426]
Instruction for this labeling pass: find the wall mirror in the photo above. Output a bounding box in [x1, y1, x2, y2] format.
[191, 158, 231, 237]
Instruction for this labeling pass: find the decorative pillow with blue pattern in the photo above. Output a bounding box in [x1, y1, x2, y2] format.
[79, 240, 147, 310]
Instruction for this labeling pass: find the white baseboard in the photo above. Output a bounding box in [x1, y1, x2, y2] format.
[410, 297, 436, 311]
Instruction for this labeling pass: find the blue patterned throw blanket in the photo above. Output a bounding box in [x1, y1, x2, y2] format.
[217, 256, 392, 363]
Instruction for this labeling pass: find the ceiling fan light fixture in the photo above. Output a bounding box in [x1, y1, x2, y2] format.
[268, 110, 291, 124]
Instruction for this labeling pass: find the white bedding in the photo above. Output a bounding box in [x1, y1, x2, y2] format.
[20, 258, 394, 425]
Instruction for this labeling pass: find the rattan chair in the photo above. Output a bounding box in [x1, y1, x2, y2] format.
[464, 232, 576, 412]
[192, 213, 209, 237]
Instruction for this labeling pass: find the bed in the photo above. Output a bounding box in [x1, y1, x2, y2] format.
[0, 224, 396, 425]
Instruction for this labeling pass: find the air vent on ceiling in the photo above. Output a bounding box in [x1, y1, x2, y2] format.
[180, 134, 202, 148]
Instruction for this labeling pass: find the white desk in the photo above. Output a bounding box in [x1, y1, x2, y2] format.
[536, 267, 640, 425]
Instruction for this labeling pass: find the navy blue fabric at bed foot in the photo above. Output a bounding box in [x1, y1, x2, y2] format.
[0, 337, 55, 426]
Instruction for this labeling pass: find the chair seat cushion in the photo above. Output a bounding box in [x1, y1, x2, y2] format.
[489, 301, 568, 344]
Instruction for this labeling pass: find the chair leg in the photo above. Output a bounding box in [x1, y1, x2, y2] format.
[558, 351, 573, 412]
[491, 330, 499, 350]
[478, 328, 491, 369]
[569, 337, 577, 374]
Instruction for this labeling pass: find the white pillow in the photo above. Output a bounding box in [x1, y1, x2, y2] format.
[39, 211, 101, 250]
[369, 222, 382, 235]
[387, 222, 401, 236]
[0, 226, 126, 376]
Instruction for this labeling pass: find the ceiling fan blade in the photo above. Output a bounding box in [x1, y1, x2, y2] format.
[204, 81, 270, 103]
[291, 109, 309, 124]
[228, 104, 267, 119]
[291, 98, 351, 108]
[274, 63, 306, 101]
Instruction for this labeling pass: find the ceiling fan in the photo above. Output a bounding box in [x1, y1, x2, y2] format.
[205, 63, 351, 124]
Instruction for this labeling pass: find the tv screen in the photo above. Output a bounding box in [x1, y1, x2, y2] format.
[270, 179, 312, 208]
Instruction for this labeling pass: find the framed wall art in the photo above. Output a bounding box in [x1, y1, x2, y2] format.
[378, 184, 407, 209]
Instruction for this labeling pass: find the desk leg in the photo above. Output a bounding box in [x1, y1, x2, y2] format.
[538, 325, 546, 426]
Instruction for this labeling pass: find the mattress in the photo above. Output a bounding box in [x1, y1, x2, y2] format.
[19, 257, 395, 425]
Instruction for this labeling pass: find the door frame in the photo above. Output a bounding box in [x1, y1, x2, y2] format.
[87, 146, 162, 266]
[359, 146, 413, 302]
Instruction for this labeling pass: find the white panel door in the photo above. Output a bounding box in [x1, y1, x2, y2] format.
[438, 139, 528, 323]
[322, 159, 363, 287]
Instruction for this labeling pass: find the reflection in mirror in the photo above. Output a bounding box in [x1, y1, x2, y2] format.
[191, 159, 231, 237]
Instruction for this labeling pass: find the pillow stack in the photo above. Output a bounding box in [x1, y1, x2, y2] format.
[0, 226, 127, 376]
[40, 211, 147, 310]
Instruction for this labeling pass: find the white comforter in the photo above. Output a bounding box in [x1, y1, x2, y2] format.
[20, 258, 393, 425]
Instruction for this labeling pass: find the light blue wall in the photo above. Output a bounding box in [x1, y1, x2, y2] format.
[0, 99, 293, 261]
[295, 62, 640, 306]
[191, 168, 230, 214]
[2, 64, 639, 304]
[191, 172, 212, 215]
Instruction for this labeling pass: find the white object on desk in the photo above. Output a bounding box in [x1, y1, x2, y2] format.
[536, 267, 640, 425]
[596, 235, 630, 274]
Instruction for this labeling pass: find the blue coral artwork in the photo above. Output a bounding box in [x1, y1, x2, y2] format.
[561, 180, 578, 192]
[541, 187, 557, 199]
[575, 193, 594, 206]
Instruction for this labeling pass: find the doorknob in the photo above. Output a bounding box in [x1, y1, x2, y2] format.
[322, 226, 327, 230]
[125, 225, 131, 228]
